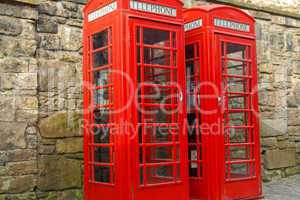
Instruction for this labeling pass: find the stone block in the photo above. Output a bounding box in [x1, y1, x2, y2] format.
[264, 149, 296, 169]
[288, 126, 300, 136]
[38, 59, 76, 92]
[0, 192, 36, 200]
[38, 1, 58, 16]
[16, 109, 38, 122]
[60, 26, 82, 51]
[16, 73, 37, 90]
[0, 175, 35, 194]
[17, 39, 37, 57]
[288, 118, 300, 126]
[287, 94, 298, 108]
[0, 58, 28, 73]
[38, 35, 61, 50]
[6, 149, 36, 162]
[261, 119, 288, 137]
[38, 145, 56, 155]
[0, 3, 38, 20]
[0, 73, 17, 90]
[5, 161, 37, 176]
[261, 137, 277, 148]
[56, 138, 83, 154]
[0, 95, 15, 122]
[39, 111, 82, 138]
[0, 16, 22, 36]
[37, 16, 58, 33]
[37, 155, 81, 191]
[285, 166, 300, 176]
[295, 82, 300, 105]
[16, 96, 38, 110]
[0, 122, 27, 150]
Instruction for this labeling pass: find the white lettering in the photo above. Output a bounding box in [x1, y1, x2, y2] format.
[130, 0, 177, 17]
[214, 18, 250, 32]
[184, 19, 203, 32]
[88, 1, 117, 22]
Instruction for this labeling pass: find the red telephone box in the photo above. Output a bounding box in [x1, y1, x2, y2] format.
[184, 5, 262, 200]
[83, 1, 188, 200]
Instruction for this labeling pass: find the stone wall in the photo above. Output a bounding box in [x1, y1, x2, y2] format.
[0, 0, 85, 199]
[0, 0, 299, 199]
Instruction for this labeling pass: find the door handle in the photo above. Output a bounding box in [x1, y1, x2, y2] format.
[179, 91, 183, 102]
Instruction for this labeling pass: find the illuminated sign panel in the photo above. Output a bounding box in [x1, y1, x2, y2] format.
[130, 0, 177, 17]
[184, 19, 202, 31]
[88, 1, 117, 22]
[214, 18, 250, 32]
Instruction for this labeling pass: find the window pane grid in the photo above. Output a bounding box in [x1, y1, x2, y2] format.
[185, 42, 203, 179]
[137, 26, 180, 187]
[89, 27, 114, 184]
[222, 42, 255, 181]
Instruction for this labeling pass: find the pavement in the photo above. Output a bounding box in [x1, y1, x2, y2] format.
[263, 175, 300, 200]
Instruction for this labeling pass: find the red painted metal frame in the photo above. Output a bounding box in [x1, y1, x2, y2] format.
[83, 1, 188, 200]
[184, 5, 262, 200]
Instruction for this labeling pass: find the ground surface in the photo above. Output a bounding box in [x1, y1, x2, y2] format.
[263, 175, 300, 200]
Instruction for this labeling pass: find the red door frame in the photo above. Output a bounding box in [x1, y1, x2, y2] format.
[214, 34, 262, 200]
[129, 18, 189, 200]
[83, 1, 188, 200]
[184, 5, 262, 200]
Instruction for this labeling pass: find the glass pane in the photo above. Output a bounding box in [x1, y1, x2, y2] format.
[229, 163, 251, 178]
[94, 147, 110, 163]
[94, 108, 111, 124]
[225, 60, 247, 76]
[140, 86, 178, 104]
[139, 106, 178, 123]
[142, 68, 177, 84]
[93, 29, 108, 49]
[144, 48, 170, 65]
[143, 126, 179, 143]
[94, 89, 110, 105]
[224, 77, 249, 93]
[228, 96, 247, 109]
[94, 166, 110, 183]
[189, 162, 198, 177]
[226, 112, 249, 126]
[94, 127, 110, 144]
[226, 43, 247, 59]
[140, 167, 144, 184]
[93, 49, 109, 67]
[145, 146, 175, 163]
[172, 32, 176, 48]
[227, 128, 250, 143]
[227, 128, 249, 143]
[143, 28, 170, 47]
[226, 146, 250, 160]
[94, 70, 110, 86]
[173, 51, 177, 66]
[146, 165, 174, 184]
[185, 44, 194, 59]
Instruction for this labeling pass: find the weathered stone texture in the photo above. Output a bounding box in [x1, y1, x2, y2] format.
[39, 111, 82, 138]
[37, 156, 81, 191]
[264, 149, 297, 169]
[0, 0, 299, 198]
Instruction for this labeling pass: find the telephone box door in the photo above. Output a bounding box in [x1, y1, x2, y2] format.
[129, 19, 188, 200]
[216, 35, 262, 200]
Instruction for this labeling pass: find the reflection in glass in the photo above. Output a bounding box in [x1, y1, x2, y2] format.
[94, 147, 110, 163]
[93, 49, 109, 67]
[94, 108, 110, 124]
[143, 28, 170, 47]
[144, 48, 170, 65]
[94, 127, 110, 143]
[94, 166, 110, 183]
[94, 70, 110, 86]
[93, 29, 108, 49]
